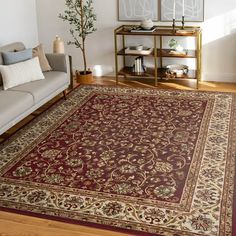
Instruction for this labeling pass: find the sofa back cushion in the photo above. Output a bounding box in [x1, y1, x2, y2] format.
[2, 48, 32, 65]
[33, 44, 52, 72]
[0, 42, 25, 86]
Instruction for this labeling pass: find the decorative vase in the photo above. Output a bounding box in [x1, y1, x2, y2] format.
[140, 19, 154, 30]
[53, 36, 65, 54]
[76, 70, 94, 84]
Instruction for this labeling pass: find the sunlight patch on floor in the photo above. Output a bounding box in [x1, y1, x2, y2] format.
[199, 82, 217, 88]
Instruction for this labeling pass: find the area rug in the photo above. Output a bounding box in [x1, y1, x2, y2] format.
[0, 85, 236, 236]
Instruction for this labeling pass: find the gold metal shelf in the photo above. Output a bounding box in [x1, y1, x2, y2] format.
[114, 25, 202, 89]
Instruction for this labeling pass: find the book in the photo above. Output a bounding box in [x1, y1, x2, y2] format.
[130, 26, 157, 33]
[133, 57, 146, 73]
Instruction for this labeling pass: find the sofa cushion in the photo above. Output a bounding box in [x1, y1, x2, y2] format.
[9, 71, 68, 103]
[0, 57, 45, 90]
[2, 48, 32, 65]
[0, 42, 26, 87]
[0, 89, 34, 128]
[33, 44, 52, 72]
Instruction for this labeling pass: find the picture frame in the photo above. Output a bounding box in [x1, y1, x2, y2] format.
[118, 0, 158, 22]
[161, 0, 204, 22]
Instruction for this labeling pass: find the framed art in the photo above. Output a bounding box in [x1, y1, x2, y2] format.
[161, 0, 204, 22]
[118, 0, 158, 21]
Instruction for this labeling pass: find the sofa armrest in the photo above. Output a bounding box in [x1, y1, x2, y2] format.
[46, 54, 73, 89]
[45, 53, 69, 73]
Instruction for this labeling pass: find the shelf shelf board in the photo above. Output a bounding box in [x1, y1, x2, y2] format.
[116, 49, 196, 58]
[158, 49, 196, 58]
[157, 68, 197, 80]
[115, 26, 200, 37]
[118, 67, 196, 80]
[117, 49, 154, 57]
[118, 67, 155, 78]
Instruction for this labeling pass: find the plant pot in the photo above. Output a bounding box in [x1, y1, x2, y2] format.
[76, 70, 94, 84]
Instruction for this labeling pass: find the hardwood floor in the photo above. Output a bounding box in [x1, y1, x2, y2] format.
[0, 76, 236, 236]
[0, 211, 130, 236]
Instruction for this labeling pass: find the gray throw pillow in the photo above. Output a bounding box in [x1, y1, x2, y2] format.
[2, 48, 33, 65]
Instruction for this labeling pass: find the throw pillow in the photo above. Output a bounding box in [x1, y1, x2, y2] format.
[2, 48, 32, 65]
[0, 57, 45, 90]
[33, 44, 52, 72]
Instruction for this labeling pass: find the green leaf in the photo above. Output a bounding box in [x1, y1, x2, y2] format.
[59, 0, 97, 72]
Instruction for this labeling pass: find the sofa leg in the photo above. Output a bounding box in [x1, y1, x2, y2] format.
[63, 91, 67, 100]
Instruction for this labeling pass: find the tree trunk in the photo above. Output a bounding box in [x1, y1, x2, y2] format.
[82, 38, 87, 74]
[80, 0, 87, 74]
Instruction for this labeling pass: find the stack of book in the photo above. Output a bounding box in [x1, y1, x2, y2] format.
[133, 57, 146, 74]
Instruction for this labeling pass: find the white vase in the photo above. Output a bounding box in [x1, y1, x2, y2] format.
[140, 19, 154, 30]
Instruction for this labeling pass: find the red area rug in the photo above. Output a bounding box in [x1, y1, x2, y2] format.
[0, 85, 236, 235]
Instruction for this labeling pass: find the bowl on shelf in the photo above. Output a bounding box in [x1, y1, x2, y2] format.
[165, 64, 189, 76]
[136, 45, 144, 51]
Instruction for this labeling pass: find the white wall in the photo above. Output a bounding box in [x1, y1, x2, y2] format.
[0, 0, 38, 47]
[36, 0, 118, 76]
[36, 0, 236, 82]
[202, 1, 236, 82]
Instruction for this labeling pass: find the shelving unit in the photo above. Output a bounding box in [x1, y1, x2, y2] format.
[114, 25, 202, 89]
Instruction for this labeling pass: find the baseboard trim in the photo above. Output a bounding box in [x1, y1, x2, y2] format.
[203, 73, 236, 83]
[97, 73, 236, 83]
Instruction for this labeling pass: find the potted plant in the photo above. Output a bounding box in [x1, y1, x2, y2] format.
[59, 0, 97, 83]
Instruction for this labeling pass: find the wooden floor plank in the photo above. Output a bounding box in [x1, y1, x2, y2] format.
[0, 211, 130, 236]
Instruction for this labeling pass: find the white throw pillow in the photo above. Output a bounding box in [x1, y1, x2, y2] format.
[0, 57, 45, 90]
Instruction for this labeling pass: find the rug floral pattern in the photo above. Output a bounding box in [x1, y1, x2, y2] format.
[0, 85, 235, 236]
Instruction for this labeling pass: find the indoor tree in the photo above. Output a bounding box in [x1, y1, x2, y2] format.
[59, 0, 97, 75]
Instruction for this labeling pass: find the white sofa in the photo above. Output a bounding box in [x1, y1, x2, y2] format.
[0, 42, 71, 135]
